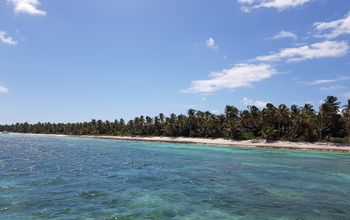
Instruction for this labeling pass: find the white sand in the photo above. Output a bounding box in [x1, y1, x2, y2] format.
[83, 135, 350, 152]
[7, 133, 349, 152]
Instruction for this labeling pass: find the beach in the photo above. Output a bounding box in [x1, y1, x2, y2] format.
[5, 132, 350, 152]
[82, 135, 350, 153]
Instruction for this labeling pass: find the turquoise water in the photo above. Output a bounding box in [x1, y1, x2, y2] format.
[0, 134, 350, 220]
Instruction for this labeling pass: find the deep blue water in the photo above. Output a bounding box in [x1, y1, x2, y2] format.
[0, 133, 350, 219]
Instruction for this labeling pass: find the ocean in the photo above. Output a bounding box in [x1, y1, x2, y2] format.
[0, 133, 349, 219]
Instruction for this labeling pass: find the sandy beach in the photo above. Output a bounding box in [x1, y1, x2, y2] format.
[81, 135, 350, 153]
[5, 133, 350, 152]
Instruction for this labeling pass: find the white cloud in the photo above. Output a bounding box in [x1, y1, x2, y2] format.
[241, 97, 269, 108]
[183, 63, 277, 93]
[269, 31, 297, 40]
[319, 85, 346, 91]
[0, 85, 9, 94]
[0, 31, 17, 45]
[314, 11, 350, 39]
[8, 0, 46, 16]
[211, 109, 220, 114]
[256, 40, 349, 62]
[184, 105, 196, 109]
[238, 0, 312, 12]
[206, 37, 218, 49]
[309, 76, 350, 85]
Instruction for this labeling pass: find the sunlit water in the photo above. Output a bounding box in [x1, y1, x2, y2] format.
[0, 133, 350, 220]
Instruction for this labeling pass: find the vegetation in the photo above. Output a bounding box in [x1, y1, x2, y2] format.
[1, 96, 350, 143]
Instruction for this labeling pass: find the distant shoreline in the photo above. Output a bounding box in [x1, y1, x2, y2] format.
[6, 133, 349, 153]
[84, 135, 350, 152]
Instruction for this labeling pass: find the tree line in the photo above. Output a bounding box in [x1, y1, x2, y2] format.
[1, 96, 350, 143]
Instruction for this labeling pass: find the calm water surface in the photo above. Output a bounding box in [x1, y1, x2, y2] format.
[0, 133, 349, 220]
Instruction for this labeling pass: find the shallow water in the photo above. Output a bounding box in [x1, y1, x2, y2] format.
[0, 133, 349, 220]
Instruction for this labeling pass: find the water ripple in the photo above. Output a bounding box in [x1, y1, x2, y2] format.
[0, 133, 349, 219]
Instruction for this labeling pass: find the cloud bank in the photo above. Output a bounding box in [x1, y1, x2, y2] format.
[256, 40, 349, 62]
[0, 85, 9, 94]
[0, 31, 17, 45]
[206, 38, 218, 49]
[7, 0, 46, 16]
[309, 76, 350, 85]
[238, 0, 312, 12]
[314, 11, 350, 39]
[269, 31, 297, 40]
[183, 63, 277, 93]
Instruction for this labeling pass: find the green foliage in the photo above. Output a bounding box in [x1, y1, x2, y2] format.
[242, 132, 255, 141]
[1, 96, 349, 144]
[327, 137, 348, 144]
[262, 126, 279, 142]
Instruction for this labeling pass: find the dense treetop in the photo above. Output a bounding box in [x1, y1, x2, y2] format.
[1, 96, 350, 143]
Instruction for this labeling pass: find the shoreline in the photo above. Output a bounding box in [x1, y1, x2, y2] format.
[3, 132, 350, 152]
[80, 135, 350, 153]
[84, 135, 350, 153]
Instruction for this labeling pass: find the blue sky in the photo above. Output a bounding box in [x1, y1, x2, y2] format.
[1, 0, 350, 124]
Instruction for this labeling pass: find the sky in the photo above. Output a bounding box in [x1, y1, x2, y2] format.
[0, 0, 350, 124]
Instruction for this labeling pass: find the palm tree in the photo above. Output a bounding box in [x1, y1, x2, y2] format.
[278, 104, 290, 139]
[145, 116, 154, 135]
[262, 103, 279, 141]
[342, 99, 350, 143]
[289, 105, 301, 141]
[225, 105, 242, 140]
[240, 110, 250, 139]
[187, 109, 198, 137]
[300, 104, 318, 142]
[177, 114, 188, 136]
[249, 105, 262, 137]
[319, 96, 344, 140]
[1, 96, 348, 144]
